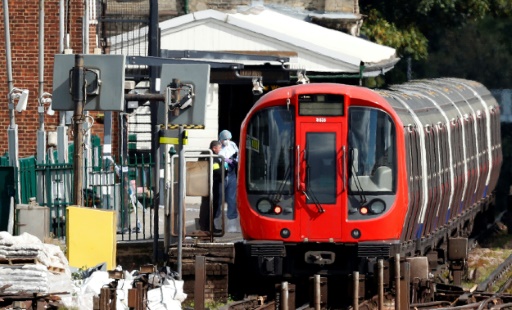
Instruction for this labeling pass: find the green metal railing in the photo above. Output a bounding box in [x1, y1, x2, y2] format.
[0, 137, 155, 241]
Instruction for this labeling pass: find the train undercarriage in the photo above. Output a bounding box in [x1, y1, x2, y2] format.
[230, 197, 497, 308]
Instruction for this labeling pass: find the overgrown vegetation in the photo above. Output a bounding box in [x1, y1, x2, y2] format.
[464, 223, 512, 292]
[182, 296, 235, 310]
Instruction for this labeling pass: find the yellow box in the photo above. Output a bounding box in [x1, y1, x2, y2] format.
[66, 206, 117, 270]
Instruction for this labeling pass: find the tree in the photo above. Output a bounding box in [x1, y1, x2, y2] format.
[425, 17, 512, 88]
[359, 0, 512, 85]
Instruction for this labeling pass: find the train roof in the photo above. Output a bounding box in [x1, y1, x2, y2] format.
[248, 78, 498, 130]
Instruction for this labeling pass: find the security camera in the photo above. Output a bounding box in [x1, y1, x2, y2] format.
[178, 94, 193, 109]
[15, 89, 29, 112]
[47, 104, 55, 116]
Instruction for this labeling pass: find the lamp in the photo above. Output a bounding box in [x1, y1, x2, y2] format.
[9, 88, 29, 112]
[38, 92, 54, 115]
[296, 70, 310, 84]
[234, 70, 265, 96]
[252, 78, 264, 96]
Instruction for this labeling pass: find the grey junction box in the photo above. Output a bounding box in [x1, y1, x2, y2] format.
[52, 54, 126, 111]
[16, 204, 50, 241]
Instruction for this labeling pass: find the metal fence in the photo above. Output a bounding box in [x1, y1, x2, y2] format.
[1, 137, 156, 241]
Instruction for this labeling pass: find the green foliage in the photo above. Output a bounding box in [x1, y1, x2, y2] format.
[361, 9, 428, 60]
[359, 0, 512, 87]
[420, 18, 512, 88]
[496, 124, 512, 194]
[183, 296, 235, 310]
[71, 266, 89, 280]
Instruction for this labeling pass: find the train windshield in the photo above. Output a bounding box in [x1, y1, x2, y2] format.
[348, 107, 396, 193]
[245, 106, 294, 194]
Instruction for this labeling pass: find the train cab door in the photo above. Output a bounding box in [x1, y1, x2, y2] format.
[297, 121, 346, 240]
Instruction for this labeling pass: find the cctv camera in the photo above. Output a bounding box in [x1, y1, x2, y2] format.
[178, 94, 193, 109]
[15, 89, 29, 112]
[47, 104, 55, 116]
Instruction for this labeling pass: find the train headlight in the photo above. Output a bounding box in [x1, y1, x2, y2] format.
[257, 198, 273, 214]
[368, 199, 386, 214]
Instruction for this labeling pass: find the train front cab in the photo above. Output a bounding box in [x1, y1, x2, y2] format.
[237, 83, 408, 279]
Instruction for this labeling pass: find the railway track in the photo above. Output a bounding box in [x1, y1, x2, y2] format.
[221, 253, 512, 309]
[217, 222, 512, 310]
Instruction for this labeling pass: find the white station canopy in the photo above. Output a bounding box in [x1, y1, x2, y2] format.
[111, 6, 400, 77]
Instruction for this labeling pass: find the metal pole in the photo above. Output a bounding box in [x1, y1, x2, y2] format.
[281, 281, 289, 310]
[3, 0, 14, 123]
[395, 254, 401, 310]
[3, 0, 16, 161]
[3, 0, 21, 206]
[378, 259, 384, 310]
[353, 271, 359, 310]
[148, 0, 161, 264]
[37, 0, 46, 165]
[59, 0, 64, 52]
[152, 123, 160, 263]
[177, 125, 185, 279]
[57, 0, 68, 164]
[72, 54, 85, 206]
[81, 0, 91, 178]
[163, 87, 170, 251]
[102, 111, 112, 208]
[314, 274, 321, 310]
[36, 0, 47, 207]
[83, 0, 89, 54]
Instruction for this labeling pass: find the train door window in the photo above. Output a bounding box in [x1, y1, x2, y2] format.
[305, 132, 336, 204]
[348, 107, 396, 193]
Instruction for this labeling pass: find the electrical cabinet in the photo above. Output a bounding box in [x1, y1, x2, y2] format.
[16, 204, 50, 241]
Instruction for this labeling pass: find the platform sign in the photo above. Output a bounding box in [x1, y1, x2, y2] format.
[52, 54, 126, 111]
[160, 64, 210, 128]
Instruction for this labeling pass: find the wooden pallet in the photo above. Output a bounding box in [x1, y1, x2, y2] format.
[0, 257, 38, 266]
[47, 265, 66, 273]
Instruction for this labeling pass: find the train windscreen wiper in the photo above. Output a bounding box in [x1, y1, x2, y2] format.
[350, 148, 368, 206]
[304, 157, 325, 213]
[271, 163, 291, 202]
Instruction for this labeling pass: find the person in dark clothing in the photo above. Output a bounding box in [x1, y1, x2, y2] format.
[198, 140, 224, 234]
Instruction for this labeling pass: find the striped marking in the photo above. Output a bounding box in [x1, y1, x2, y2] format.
[161, 124, 205, 129]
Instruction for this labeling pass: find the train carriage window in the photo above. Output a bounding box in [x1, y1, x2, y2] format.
[348, 107, 396, 193]
[245, 106, 295, 194]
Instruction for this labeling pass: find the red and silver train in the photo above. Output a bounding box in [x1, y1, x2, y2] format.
[235, 78, 502, 291]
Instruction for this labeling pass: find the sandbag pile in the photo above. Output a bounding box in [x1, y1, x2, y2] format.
[0, 264, 50, 294]
[0, 231, 71, 295]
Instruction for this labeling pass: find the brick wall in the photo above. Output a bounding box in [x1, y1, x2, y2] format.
[0, 0, 103, 159]
[117, 241, 157, 272]
[2, 0, 358, 159]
